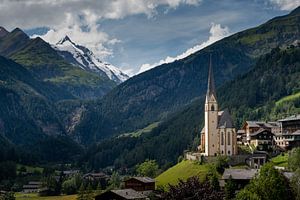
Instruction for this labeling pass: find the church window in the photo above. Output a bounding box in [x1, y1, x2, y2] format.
[211, 105, 215, 111]
[228, 132, 231, 145]
[221, 132, 224, 145]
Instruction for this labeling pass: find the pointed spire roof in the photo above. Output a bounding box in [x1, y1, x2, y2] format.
[207, 54, 216, 98]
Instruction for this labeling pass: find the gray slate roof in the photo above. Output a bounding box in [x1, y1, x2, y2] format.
[111, 189, 147, 199]
[250, 128, 273, 136]
[129, 177, 155, 183]
[218, 108, 235, 128]
[278, 114, 300, 122]
[245, 121, 279, 129]
[283, 172, 294, 180]
[222, 169, 258, 180]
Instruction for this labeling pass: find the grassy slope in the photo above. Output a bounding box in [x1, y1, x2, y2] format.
[155, 160, 210, 188]
[271, 153, 288, 167]
[15, 193, 77, 200]
[119, 122, 160, 137]
[276, 92, 300, 105]
[16, 164, 43, 173]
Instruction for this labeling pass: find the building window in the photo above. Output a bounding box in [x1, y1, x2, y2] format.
[228, 150, 231, 155]
[221, 132, 224, 145]
[228, 132, 231, 145]
[221, 150, 224, 154]
[211, 105, 215, 111]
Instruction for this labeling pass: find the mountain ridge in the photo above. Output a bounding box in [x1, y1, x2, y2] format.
[54, 35, 129, 83]
[81, 45, 300, 170]
[72, 7, 300, 144]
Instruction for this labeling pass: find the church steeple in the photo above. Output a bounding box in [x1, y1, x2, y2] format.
[206, 54, 216, 100]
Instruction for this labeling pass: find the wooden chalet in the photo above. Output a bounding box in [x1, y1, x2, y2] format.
[124, 177, 155, 191]
[220, 169, 258, 190]
[249, 128, 274, 151]
[94, 189, 147, 200]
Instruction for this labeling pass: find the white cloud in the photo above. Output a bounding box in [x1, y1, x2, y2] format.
[138, 23, 230, 74]
[0, 0, 201, 60]
[268, 0, 300, 11]
[31, 12, 118, 59]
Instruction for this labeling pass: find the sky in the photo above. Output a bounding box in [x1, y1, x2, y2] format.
[0, 0, 299, 76]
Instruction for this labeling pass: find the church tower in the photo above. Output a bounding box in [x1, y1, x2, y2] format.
[204, 55, 219, 156]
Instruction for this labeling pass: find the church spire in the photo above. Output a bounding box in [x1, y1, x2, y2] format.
[207, 54, 216, 99]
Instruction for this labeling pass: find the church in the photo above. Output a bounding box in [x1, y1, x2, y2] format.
[199, 57, 237, 156]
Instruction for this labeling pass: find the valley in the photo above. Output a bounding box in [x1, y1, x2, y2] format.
[0, 4, 300, 200]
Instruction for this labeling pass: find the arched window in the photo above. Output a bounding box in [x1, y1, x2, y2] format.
[228, 132, 231, 145]
[221, 132, 224, 145]
[211, 105, 215, 111]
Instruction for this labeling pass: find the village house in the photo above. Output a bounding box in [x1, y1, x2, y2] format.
[220, 169, 258, 190]
[95, 176, 155, 200]
[83, 172, 109, 181]
[124, 177, 155, 191]
[248, 129, 274, 151]
[279, 114, 300, 133]
[242, 121, 278, 145]
[245, 152, 268, 169]
[240, 115, 300, 151]
[274, 130, 300, 150]
[94, 189, 148, 200]
[22, 181, 43, 193]
[274, 115, 300, 150]
[62, 170, 80, 177]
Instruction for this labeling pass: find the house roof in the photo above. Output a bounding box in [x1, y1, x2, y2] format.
[83, 172, 107, 177]
[237, 130, 245, 134]
[283, 172, 294, 180]
[250, 128, 273, 136]
[23, 185, 41, 189]
[245, 121, 262, 128]
[292, 130, 300, 135]
[28, 181, 42, 185]
[222, 169, 258, 180]
[243, 121, 279, 130]
[127, 177, 155, 183]
[111, 189, 147, 199]
[278, 114, 300, 122]
[275, 129, 300, 136]
[218, 109, 234, 128]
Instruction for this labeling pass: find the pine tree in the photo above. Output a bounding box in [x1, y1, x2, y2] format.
[76, 183, 86, 200]
[225, 175, 236, 200]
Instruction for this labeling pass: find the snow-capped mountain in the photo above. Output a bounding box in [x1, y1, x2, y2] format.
[53, 36, 129, 83]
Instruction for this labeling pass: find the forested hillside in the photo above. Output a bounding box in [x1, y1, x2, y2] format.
[80, 45, 300, 170]
[0, 28, 116, 99]
[74, 7, 300, 144]
[0, 56, 82, 163]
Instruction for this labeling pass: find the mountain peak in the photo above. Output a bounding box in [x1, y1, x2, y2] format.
[0, 26, 9, 38]
[57, 35, 74, 45]
[54, 36, 129, 83]
[10, 27, 29, 39]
